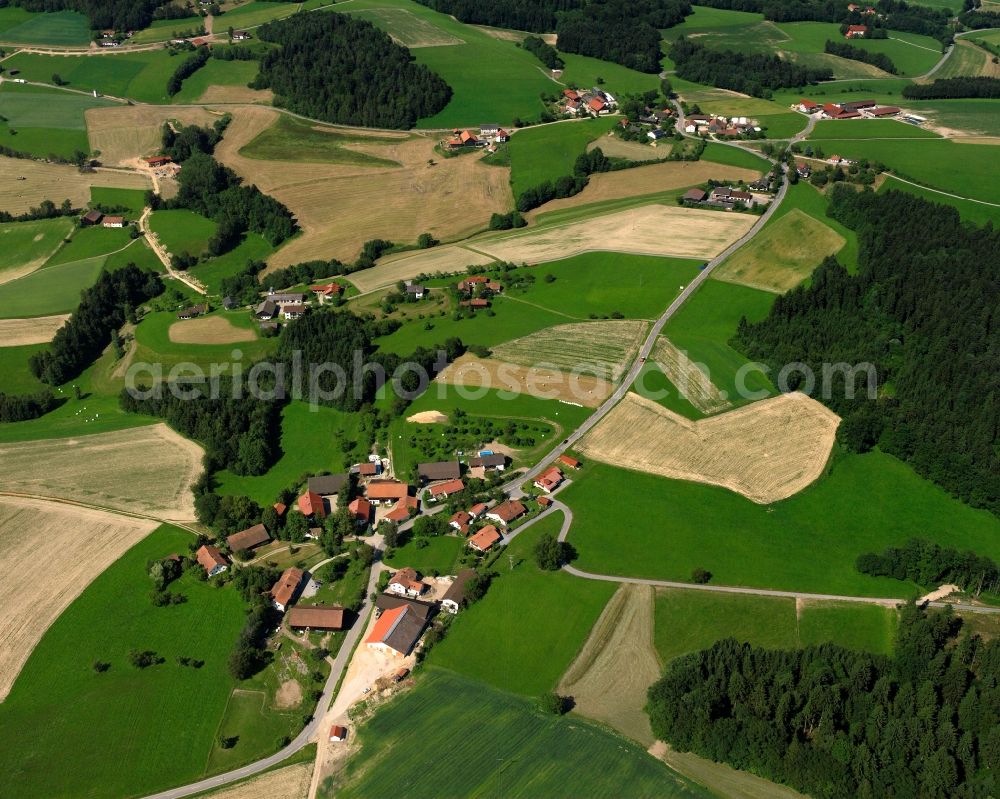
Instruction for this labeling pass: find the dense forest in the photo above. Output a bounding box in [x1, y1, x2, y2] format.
[522, 34, 564, 70]
[857, 539, 1000, 595]
[825, 39, 897, 73]
[0, 391, 58, 422]
[670, 37, 832, 96]
[903, 76, 1000, 99]
[958, 8, 1000, 28]
[160, 115, 230, 163]
[648, 604, 1000, 798]
[252, 13, 452, 129]
[29, 265, 162, 386]
[6, 0, 164, 31]
[412, 0, 584, 32]
[733, 188, 1000, 515]
[164, 152, 297, 249]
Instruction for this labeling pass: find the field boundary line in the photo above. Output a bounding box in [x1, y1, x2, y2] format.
[0, 490, 200, 532]
[500, 294, 584, 320]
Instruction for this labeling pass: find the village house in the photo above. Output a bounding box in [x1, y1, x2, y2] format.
[308, 474, 348, 497]
[418, 461, 461, 483]
[288, 605, 345, 631]
[559, 454, 582, 470]
[469, 453, 506, 472]
[144, 155, 173, 167]
[375, 593, 437, 620]
[796, 162, 812, 178]
[81, 209, 103, 226]
[683, 188, 708, 204]
[845, 24, 869, 38]
[449, 510, 472, 535]
[468, 502, 487, 519]
[386, 567, 427, 599]
[365, 480, 409, 506]
[405, 283, 426, 299]
[268, 290, 306, 305]
[538, 495, 553, 509]
[176, 303, 208, 320]
[365, 604, 427, 657]
[310, 283, 343, 303]
[298, 490, 327, 521]
[441, 568, 477, 614]
[797, 99, 819, 113]
[254, 299, 276, 321]
[460, 298, 490, 310]
[329, 725, 348, 742]
[862, 105, 901, 118]
[226, 523, 270, 553]
[468, 525, 502, 553]
[273, 502, 287, 518]
[281, 303, 307, 320]
[271, 567, 305, 612]
[384, 495, 418, 523]
[480, 123, 501, 137]
[348, 496, 371, 527]
[232, 30, 251, 40]
[430, 479, 465, 501]
[102, 215, 125, 228]
[534, 466, 564, 493]
[486, 499, 526, 527]
[196, 545, 228, 577]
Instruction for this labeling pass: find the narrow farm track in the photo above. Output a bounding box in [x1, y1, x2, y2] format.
[0, 490, 201, 533]
[138, 206, 208, 295]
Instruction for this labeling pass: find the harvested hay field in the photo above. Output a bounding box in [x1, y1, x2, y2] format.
[559, 583, 660, 745]
[586, 136, 670, 162]
[350, 7, 465, 47]
[168, 315, 256, 345]
[478, 204, 755, 263]
[534, 159, 762, 216]
[0, 157, 150, 215]
[651, 337, 732, 414]
[86, 105, 219, 166]
[407, 410, 448, 424]
[0, 423, 204, 519]
[435, 353, 614, 407]
[0, 496, 157, 701]
[577, 392, 841, 503]
[650, 742, 809, 799]
[201, 761, 313, 799]
[196, 84, 273, 104]
[491, 320, 647, 382]
[713, 209, 844, 293]
[348, 245, 493, 293]
[0, 314, 69, 347]
[212, 108, 512, 267]
[472, 24, 556, 45]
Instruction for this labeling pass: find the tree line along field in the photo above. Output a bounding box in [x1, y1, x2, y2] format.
[558, 450, 1000, 597]
[329, 668, 710, 799]
[0, 525, 247, 799]
[877, 174, 999, 226]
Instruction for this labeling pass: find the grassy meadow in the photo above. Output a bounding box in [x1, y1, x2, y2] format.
[90, 187, 149, 217]
[508, 116, 619, 197]
[384, 533, 469, 575]
[0, 525, 246, 799]
[559, 451, 1000, 597]
[0, 343, 48, 394]
[240, 114, 402, 166]
[429, 512, 617, 696]
[330, 668, 710, 799]
[0, 83, 114, 158]
[0, 7, 90, 45]
[149, 209, 217, 257]
[0, 216, 75, 279]
[170, 59, 261, 103]
[878, 174, 1000, 226]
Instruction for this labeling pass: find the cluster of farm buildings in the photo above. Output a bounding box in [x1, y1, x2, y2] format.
[796, 98, 903, 120]
[444, 124, 511, 151]
[683, 114, 762, 138]
[560, 87, 619, 117]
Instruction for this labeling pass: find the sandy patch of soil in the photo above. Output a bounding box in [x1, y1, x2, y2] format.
[0, 423, 205, 519]
[274, 679, 303, 710]
[168, 315, 256, 344]
[0, 496, 157, 700]
[406, 410, 448, 424]
[0, 157, 150, 215]
[197, 85, 274, 104]
[435, 353, 615, 407]
[577, 392, 840, 503]
[0, 314, 69, 346]
[200, 762, 313, 799]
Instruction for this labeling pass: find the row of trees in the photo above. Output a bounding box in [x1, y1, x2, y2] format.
[516, 145, 621, 212]
[732, 187, 1000, 516]
[522, 34, 564, 70]
[0, 197, 76, 224]
[412, 0, 585, 33]
[29, 264, 162, 386]
[825, 39, 897, 73]
[648, 604, 1000, 798]
[903, 76, 1000, 99]
[0, 391, 59, 422]
[252, 13, 452, 129]
[669, 37, 832, 97]
[857, 539, 1000, 595]
[166, 46, 209, 97]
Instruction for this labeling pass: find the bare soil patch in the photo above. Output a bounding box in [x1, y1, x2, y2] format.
[0, 496, 157, 700]
[559, 583, 660, 745]
[713, 208, 845, 293]
[211, 108, 512, 267]
[197, 84, 273, 104]
[434, 353, 615, 407]
[478, 204, 755, 264]
[534, 159, 762, 217]
[472, 24, 556, 45]
[201, 761, 313, 799]
[0, 314, 69, 346]
[0, 157, 150, 215]
[651, 337, 732, 414]
[577, 392, 840, 503]
[650, 742, 808, 799]
[0, 423, 204, 519]
[274, 678, 303, 710]
[406, 410, 448, 424]
[491, 320, 648, 382]
[86, 105, 219, 165]
[949, 136, 1000, 145]
[347, 245, 493, 294]
[168, 314, 256, 344]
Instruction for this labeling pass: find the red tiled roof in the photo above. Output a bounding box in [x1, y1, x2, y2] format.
[366, 604, 406, 644]
[289, 606, 345, 630]
[468, 525, 502, 552]
[298, 491, 326, 519]
[559, 455, 581, 469]
[468, 502, 487, 517]
[273, 502, 287, 516]
[366, 480, 409, 501]
[488, 499, 526, 523]
[389, 567, 425, 594]
[271, 567, 304, 609]
[348, 496, 371, 522]
[431, 479, 465, 497]
[196, 545, 227, 574]
[588, 98, 605, 111]
[226, 523, 270, 552]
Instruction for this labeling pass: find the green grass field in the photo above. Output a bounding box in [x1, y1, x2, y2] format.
[215, 399, 370, 504]
[332, 668, 710, 799]
[559, 51, 661, 96]
[701, 140, 772, 171]
[91, 187, 149, 217]
[0, 83, 115, 158]
[45, 225, 133, 265]
[149, 209, 217, 257]
[663, 278, 777, 403]
[220, 0, 303, 29]
[429, 512, 617, 696]
[508, 116, 619, 197]
[0, 343, 48, 394]
[0, 525, 247, 799]
[0, 217, 74, 279]
[631, 359, 709, 420]
[2, 49, 179, 104]
[803, 136, 1000, 204]
[129, 15, 205, 44]
[496, 252, 703, 320]
[653, 590, 896, 662]
[384, 534, 469, 575]
[239, 114, 401, 166]
[559, 451, 1000, 597]
[809, 119, 941, 139]
[0, 7, 90, 45]
[170, 58, 261, 103]
[191, 232, 274, 294]
[0, 252, 111, 319]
